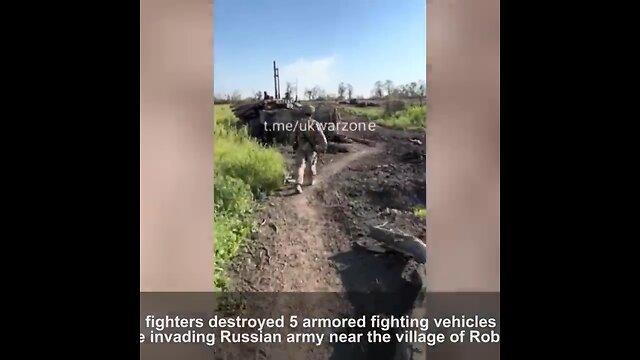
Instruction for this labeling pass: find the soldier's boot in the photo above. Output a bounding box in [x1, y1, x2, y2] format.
[295, 184, 303, 194]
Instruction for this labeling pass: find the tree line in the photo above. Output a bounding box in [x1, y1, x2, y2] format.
[371, 80, 426, 99]
[214, 79, 426, 103]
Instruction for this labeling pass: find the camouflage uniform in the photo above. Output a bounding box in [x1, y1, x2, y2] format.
[331, 106, 341, 124]
[329, 106, 342, 139]
[311, 105, 342, 141]
[293, 105, 328, 193]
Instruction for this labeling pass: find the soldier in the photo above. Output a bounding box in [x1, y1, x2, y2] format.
[292, 105, 328, 194]
[328, 106, 342, 139]
[333, 106, 342, 124]
[311, 105, 342, 141]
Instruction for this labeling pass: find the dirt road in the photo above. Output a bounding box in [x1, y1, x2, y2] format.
[221, 111, 427, 359]
[229, 112, 426, 294]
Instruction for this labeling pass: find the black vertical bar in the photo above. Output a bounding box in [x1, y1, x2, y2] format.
[276, 68, 281, 99]
[273, 61, 277, 99]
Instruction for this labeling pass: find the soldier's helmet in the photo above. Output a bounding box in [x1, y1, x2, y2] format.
[301, 104, 315, 116]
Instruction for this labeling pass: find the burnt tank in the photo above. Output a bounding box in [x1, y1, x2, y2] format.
[231, 99, 343, 145]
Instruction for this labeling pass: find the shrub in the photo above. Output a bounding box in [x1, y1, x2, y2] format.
[214, 175, 255, 290]
[376, 105, 427, 130]
[383, 99, 407, 116]
[214, 135, 285, 196]
[213, 104, 286, 290]
[413, 206, 427, 219]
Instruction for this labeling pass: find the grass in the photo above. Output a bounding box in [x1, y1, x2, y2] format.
[342, 102, 427, 131]
[342, 106, 384, 120]
[377, 105, 427, 130]
[213, 104, 286, 290]
[413, 206, 427, 219]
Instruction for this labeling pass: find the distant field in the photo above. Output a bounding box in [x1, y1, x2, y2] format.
[213, 104, 285, 290]
[341, 106, 384, 120]
[341, 102, 427, 131]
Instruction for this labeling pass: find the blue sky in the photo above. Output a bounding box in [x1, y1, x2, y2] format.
[214, 0, 426, 99]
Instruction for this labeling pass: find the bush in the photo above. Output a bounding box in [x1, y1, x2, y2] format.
[213, 104, 286, 290]
[214, 135, 285, 196]
[214, 175, 254, 290]
[342, 106, 384, 120]
[342, 102, 426, 130]
[214, 175, 254, 217]
[383, 99, 407, 116]
[376, 105, 427, 130]
[413, 206, 427, 219]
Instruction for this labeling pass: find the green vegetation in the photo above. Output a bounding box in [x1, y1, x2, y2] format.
[342, 106, 384, 120]
[413, 206, 427, 219]
[342, 102, 427, 131]
[214, 104, 286, 290]
[377, 104, 427, 130]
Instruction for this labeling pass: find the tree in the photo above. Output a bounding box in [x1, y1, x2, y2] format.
[408, 82, 418, 97]
[418, 80, 426, 97]
[337, 82, 346, 99]
[347, 84, 354, 99]
[311, 86, 325, 100]
[373, 81, 384, 98]
[383, 80, 394, 96]
[231, 90, 242, 102]
[304, 88, 313, 100]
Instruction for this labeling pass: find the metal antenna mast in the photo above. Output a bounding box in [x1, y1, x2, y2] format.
[272, 60, 281, 99]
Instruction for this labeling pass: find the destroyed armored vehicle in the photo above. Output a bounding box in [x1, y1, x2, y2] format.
[231, 99, 343, 145]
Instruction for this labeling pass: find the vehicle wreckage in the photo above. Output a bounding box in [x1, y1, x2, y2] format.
[230, 98, 347, 146]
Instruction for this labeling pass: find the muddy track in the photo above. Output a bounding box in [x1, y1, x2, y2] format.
[228, 112, 426, 294]
[222, 113, 427, 359]
[228, 142, 383, 292]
